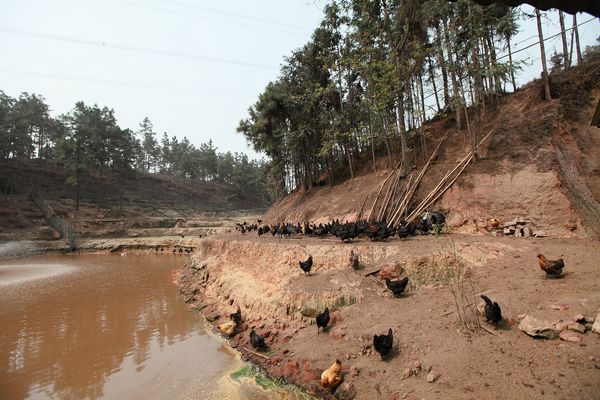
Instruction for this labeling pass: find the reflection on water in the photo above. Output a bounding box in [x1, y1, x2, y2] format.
[0, 254, 299, 400]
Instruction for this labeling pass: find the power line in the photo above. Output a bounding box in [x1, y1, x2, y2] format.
[155, 0, 310, 31]
[102, 0, 310, 37]
[0, 27, 278, 70]
[421, 16, 596, 104]
[496, 17, 596, 61]
[0, 67, 257, 97]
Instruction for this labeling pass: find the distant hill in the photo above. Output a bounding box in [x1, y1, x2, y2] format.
[0, 159, 269, 239]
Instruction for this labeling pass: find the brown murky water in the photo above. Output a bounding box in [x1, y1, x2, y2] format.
[0, 254, 299, 400]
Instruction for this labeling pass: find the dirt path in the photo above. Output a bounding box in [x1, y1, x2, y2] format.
[178, 233, 600, 400]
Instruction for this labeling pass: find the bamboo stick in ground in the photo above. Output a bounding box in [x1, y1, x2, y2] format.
[405, 154, 471, 223]
[387, 173, 414, 227]
[243, 347, 271, 360]
[406, 129, 495, 223]
[378, 172, 399, 221]
[407, 154, 473, 223]
[357, 194, 369, 220]
[367, 168, 397, 221]
[384, 173, 404, 221]
[388, 139, 443, 226]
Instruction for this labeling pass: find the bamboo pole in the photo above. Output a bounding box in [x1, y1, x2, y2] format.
[243, 347, 271, 360]
[357, 194, 369, 220]
[406, 153, 471, 222]
[367, 167, 397, 221]
[387, 139, 444, 227]
[407, 154, 473, 223]
[406, 129, 495, 223]
[384, 172, 404, 221]
[387, 173, 414, 227]
[377, 172, 399, 221]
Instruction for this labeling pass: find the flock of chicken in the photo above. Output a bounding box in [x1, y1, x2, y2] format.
[235, 211, 446, 242]
[221, 219, 567, 392]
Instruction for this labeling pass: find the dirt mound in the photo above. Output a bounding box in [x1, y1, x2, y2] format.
[263, 62, 600, 239]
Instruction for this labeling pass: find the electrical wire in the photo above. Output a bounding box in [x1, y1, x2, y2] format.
[102, 0, 310, 37]
[155, 0, 309, 31]
[0, 67, 257, 97]
[0, 26, 278, 70]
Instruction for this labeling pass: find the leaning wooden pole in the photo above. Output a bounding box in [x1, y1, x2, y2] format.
[367, 164, 399, 221]
[387, 138, 444, 227]
[406, 129, 495, 223]
[357, 194, 370, 220]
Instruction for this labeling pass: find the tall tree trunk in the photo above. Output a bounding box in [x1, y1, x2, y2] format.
[506, 35, 517, 91]
[536, 9, 552, 101]
[481, 37, 493, 98]
[427, 55, 441, 113]
[418, 72, 426, 123]
[407, 82, 415, 131]
[395, 88, 409, 173]
[434, 23, 450, 107]
[487, 31, 502, 94]
[371, 137, 376, 173]
[443, 17, 462, 129]
[573, 14, 582, 65]
[75, 167, 80, 211]
[559, 11, 570, 68]
[345, 144, 354, 179]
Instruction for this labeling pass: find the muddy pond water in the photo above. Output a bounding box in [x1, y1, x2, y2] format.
[0, 253, 302, 400]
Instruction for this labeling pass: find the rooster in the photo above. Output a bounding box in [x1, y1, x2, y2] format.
[299, 255, 313, 275]
[250, 329, 266, 350]
[385, 277, 409, 297]
[373, 328, 394, 359]
[480, 295, 502, 326]
[537, 253, 564, 278]
[320, 359, 342, 389]
[316, 307, 330, 333]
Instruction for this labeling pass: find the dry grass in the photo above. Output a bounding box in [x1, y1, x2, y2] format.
[406, 239, 480, 331]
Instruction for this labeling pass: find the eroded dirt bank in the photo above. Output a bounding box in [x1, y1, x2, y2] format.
[178, 233, 600, 400]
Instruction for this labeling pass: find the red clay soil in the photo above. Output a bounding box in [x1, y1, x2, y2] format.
[177, 232, 600, 400]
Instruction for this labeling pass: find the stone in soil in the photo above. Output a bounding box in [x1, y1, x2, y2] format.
[427, 370, 440, 383]
[592, 313, 600, 335]
[559, 330, 582, 343]
[518, 315, 560, 339]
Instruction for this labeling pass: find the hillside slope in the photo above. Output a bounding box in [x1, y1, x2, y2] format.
[0, 161, 267, 240]
[263, 62, 600, 238]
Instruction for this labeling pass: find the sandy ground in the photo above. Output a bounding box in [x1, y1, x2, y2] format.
[178, 232, 600, 400]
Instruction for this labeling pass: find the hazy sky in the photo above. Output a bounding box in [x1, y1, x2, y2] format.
[0, 0, 598, 159]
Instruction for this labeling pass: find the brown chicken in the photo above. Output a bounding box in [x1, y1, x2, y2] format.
[217, 320, 237, 337]
[320, 359, 342, 389]
[537, 253, 565, 278]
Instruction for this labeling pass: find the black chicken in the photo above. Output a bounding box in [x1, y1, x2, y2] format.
[396, 221, 416, 238]
[385, 277, 409, 297]
[373, 328, 394, 359]
[230, 307, 242, 326]
[316, 307, 330, 333]
[250, 329, 267, 350]
[299, 255, 313, 275]
[481, 295, 502, 325]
